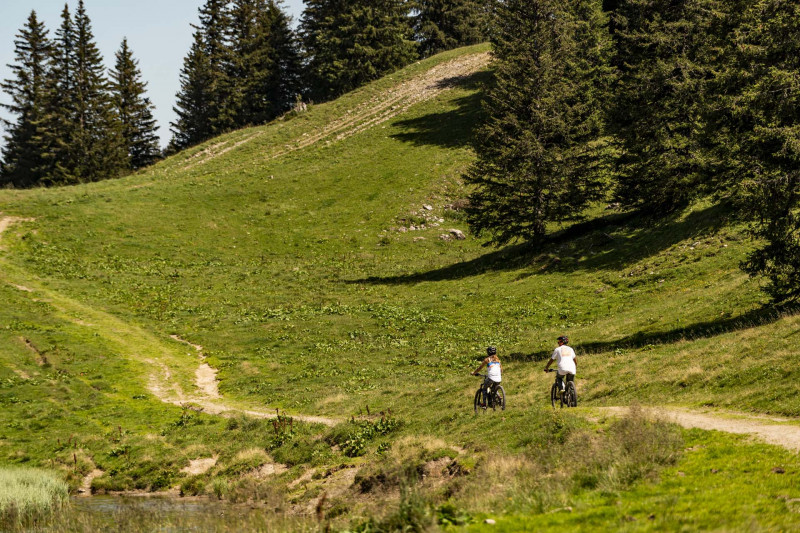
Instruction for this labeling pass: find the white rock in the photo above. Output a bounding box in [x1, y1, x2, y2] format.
[484, 519, 496, 525]
[423, 204, 433, 211]
[449, 229, 466, 240]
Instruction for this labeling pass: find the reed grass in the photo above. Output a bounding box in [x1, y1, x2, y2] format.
[0, 468, 69, 527]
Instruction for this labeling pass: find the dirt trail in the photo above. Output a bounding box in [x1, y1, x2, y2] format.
[0, 216, 338, 427]
[601, 406, 800, 452]
[181, 52, 490, 169]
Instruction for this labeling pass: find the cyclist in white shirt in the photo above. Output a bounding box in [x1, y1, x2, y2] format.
[472, 346, 502, 407]
[543, 335, 576, 396]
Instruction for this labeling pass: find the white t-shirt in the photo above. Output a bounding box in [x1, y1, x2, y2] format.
[487, 359, 502, 383]
[552, 345, 576, 375]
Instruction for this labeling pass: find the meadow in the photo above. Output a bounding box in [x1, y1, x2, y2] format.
[1, 44, 799, 529]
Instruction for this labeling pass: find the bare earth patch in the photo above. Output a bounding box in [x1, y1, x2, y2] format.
[78, 469, 104, 496]
[600, 406, 800, 452]
[181, 457, 218, 475]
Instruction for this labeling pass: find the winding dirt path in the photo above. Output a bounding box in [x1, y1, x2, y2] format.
[600, 406, 800, 452]
[0, 216, 338, 427]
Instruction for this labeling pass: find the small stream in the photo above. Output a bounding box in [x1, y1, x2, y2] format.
[39, 495, 313, 532]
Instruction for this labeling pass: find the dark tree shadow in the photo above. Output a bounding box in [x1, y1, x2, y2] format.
[389, 69, 493, 149]
[504, 303, 792, 362]
[352, 203, 732, 286]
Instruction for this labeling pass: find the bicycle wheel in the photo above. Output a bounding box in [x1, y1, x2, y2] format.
[566, 382, 577, 407]
[493, 386, 506, 411]
[550, 383, 558, 408]
[474, 388, 483, 414]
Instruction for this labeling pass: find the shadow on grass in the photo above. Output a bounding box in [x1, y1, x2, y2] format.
[352, 204, 731, 286]
[505, 303, 790, 362]
[389, 70, 492, 149]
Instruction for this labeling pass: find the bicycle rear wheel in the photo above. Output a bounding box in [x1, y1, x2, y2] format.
[565, 382, 577, 407]
[493, 386, 505, 411]
[550, 383, 558, 408]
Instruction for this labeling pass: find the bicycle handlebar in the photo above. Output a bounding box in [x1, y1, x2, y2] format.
[472, 372, 486, 378]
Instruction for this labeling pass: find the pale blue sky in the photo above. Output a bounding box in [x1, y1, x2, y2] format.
[0, 0, 305, 148]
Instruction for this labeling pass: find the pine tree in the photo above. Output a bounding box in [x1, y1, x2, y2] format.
[70, 0, 127, 182]
[725, 0, 800, 302]
[199, 0, 235, 133]
[170, 31, 214, 150]
[606, 0, 721, 214]
[414, 0, 489, 58]
[260, 1, 302, 117]
[465, 0, 613, 244]
[41, 4, 80, 185]
[110, 38, 161, 170]
[171, 0, 234, 149]
[228, 0, 300, 126]
[0, 11, 53, 188]
[300, 0, 418, 102]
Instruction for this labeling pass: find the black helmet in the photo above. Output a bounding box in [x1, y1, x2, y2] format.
[557, 335, 569, 345]
[486, 346, 497, 356]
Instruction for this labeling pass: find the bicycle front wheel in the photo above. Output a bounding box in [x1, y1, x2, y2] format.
[550, 383, 558, 408]
[474, 388, 483, 414]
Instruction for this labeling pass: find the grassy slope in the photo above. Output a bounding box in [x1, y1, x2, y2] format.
[1, 43, 799, 527]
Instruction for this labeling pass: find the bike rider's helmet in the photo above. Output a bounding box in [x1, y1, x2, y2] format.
[486, 346, 497, 356]
[557, 335, 569, 345]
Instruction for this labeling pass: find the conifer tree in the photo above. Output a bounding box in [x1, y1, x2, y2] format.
[228, 0, 301, 126]
[260, 1, 302, 117]
[414, 0, 489, 58]
[41, 4, 80, 185]
[70, 0, 127, 182]
[199, 0, 236, 133]
[110, 38, 161, 170]
[300, 0, 418, 102]
[606, 0, 720, 214]
[725, 0, 800, 302]
[171, 0, 234, 149]
[465, 0, 612, 244]
[0, 11, 53, 188]
[170, 32, 214, 150]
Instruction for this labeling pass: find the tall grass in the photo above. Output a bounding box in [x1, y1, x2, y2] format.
[0, 468, 69, 528]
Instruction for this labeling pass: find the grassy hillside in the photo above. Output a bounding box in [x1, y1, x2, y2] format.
[1, 44, 800, 529]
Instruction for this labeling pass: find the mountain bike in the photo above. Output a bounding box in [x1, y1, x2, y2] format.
[546, 369, 577, 408]
[473, 373, 505, 413]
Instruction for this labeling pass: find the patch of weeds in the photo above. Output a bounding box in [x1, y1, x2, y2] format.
[180, 476, 205, 497]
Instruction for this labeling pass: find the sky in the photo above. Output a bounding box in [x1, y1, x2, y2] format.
[0, 0, 306, 148]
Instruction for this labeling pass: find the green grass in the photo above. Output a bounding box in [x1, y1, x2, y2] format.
[0, 467, 69, 527]
[0, 42, 799, 528]
[467, 428, 800, 532]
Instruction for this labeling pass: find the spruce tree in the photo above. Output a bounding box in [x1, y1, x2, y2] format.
[170, 31, 214, 150]
[727, 1, 800, 302]
[260, 1, 302, 118]
[171, 0, 234, 149]
[465, 0, 612, 244]
[228, 0, 300, 126]
[300, 0, 418, 102]
[42, 4, 80, 185]
[606, 0, 720, 214]
[110, 38, 161, 170]
[199, 0, 235, 133]
[414, 0, 489, 58]
[0, 11, 53, 188]
[71, 0, 127, 182]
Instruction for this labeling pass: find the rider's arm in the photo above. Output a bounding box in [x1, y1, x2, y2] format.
[473, 359, 487, 375]
[544, 359, 552, 371]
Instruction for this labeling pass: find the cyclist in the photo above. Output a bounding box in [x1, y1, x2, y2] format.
[544, 335, 576, 397]
[472, 346, 502, 407]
